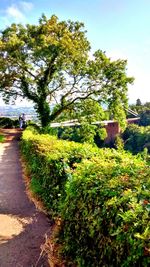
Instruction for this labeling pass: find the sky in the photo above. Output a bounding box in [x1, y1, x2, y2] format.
[0, 0, 150, 106]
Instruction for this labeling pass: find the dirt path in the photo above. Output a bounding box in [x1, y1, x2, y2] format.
[0, 129, 51, 267]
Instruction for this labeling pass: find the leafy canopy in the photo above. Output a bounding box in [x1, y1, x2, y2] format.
[0, 14, 133, 128]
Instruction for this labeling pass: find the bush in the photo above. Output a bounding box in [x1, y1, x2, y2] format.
[25, 123, 41, 134]
[58, 124, 107, 146]
[0, 117, 19, 128]
[60, 157, 150, 267]
[21, 128, 150, 266]
[21, 129, 100, 216]
[123, 124, 150, 154]
[139, 110, 150, 126]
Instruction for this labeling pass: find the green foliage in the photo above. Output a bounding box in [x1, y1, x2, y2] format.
[0, 117, 19, 128]
[26, 123, 41, 134]
[40, 125, 58, 136]
[139, 110, 150, 126]
[114, 134, 124, 150]
[57, 99, 108, 145]
[136, 98, 142, 106]
[57, 99, 107, 122]
[0, 134, 4, 142]
[123, 124, 150, 154]
[0, 15, 133, 128]
[21, 128, 150, 266]
[21, 128, 100, 216]
[58, 124, 107, 146]
[60, 157, 150, 267]
[129, 100, 150, 117]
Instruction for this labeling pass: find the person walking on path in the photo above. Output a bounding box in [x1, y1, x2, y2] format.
[0, 129, 50, 266]
[19, 113, 26, 129]
[19, 114, 23, 129]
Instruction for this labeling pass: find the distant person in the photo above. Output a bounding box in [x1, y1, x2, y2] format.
[19, 113, 26, 129]
[22, 113, 26, 129]
[19, 114, 23, 129]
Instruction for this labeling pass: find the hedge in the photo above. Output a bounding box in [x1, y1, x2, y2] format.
[21, 128, 150, 266]
[21, 129, 101, 216]
[60, 157, 150, 266]
[0, 117, 19, 128]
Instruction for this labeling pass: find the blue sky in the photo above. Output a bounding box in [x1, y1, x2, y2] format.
[0, 0, 150, 106]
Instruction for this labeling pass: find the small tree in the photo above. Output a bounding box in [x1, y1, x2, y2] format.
[136, 98, 142, 106]
[0, 14, 133, 128]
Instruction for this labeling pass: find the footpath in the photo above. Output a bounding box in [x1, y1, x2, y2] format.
[0, 129, 50, 267]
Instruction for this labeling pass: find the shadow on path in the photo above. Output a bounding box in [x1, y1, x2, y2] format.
[0, 129, 51, 267]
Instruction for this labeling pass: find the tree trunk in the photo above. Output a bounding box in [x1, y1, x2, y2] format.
[35, 99, 51, 128]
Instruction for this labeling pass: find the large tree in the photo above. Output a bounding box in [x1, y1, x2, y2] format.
[0, 14, 133, 128]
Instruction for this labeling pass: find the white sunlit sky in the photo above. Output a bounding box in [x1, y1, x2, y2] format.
[0, 0, 150, 106]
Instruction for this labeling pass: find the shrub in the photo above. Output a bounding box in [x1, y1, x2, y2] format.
[114, 134, 124, 150]
[123, 124, 150, 154]
[139, 110, 150, 126]
[25, 124, 41, 134]
[58, 124, 107, 146]
[21, 129, 100, 216]
[0, 117, 19, 128]
[60, 157, 150, 267]
[21, 128, 150, 266]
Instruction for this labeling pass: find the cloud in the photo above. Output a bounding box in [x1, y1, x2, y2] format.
[1, 1, 34, 24]
[6, 5, 25, 21]
[20, 1, 34, 12]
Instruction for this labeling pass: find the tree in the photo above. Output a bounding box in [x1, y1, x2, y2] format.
[136, 98, 142, 106]
[139, 110, 150, 126]
[56, 98, 108, 144]
[130, 101, 150, 115]
[0, 14, 133, 128]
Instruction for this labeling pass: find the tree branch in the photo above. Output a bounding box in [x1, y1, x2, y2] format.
[38, 52, 59, 91]
[21, 75, 38, 103]
[49, 91, 95, 121]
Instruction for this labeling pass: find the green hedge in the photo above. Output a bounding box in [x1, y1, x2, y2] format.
[21, 128, 150, 266]
[0, 117, 19, 128]
[60, 158, 150, 266]
[21, 129, 101, 216]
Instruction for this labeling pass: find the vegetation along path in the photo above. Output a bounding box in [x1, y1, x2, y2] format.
[0, 129, 50, 267]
